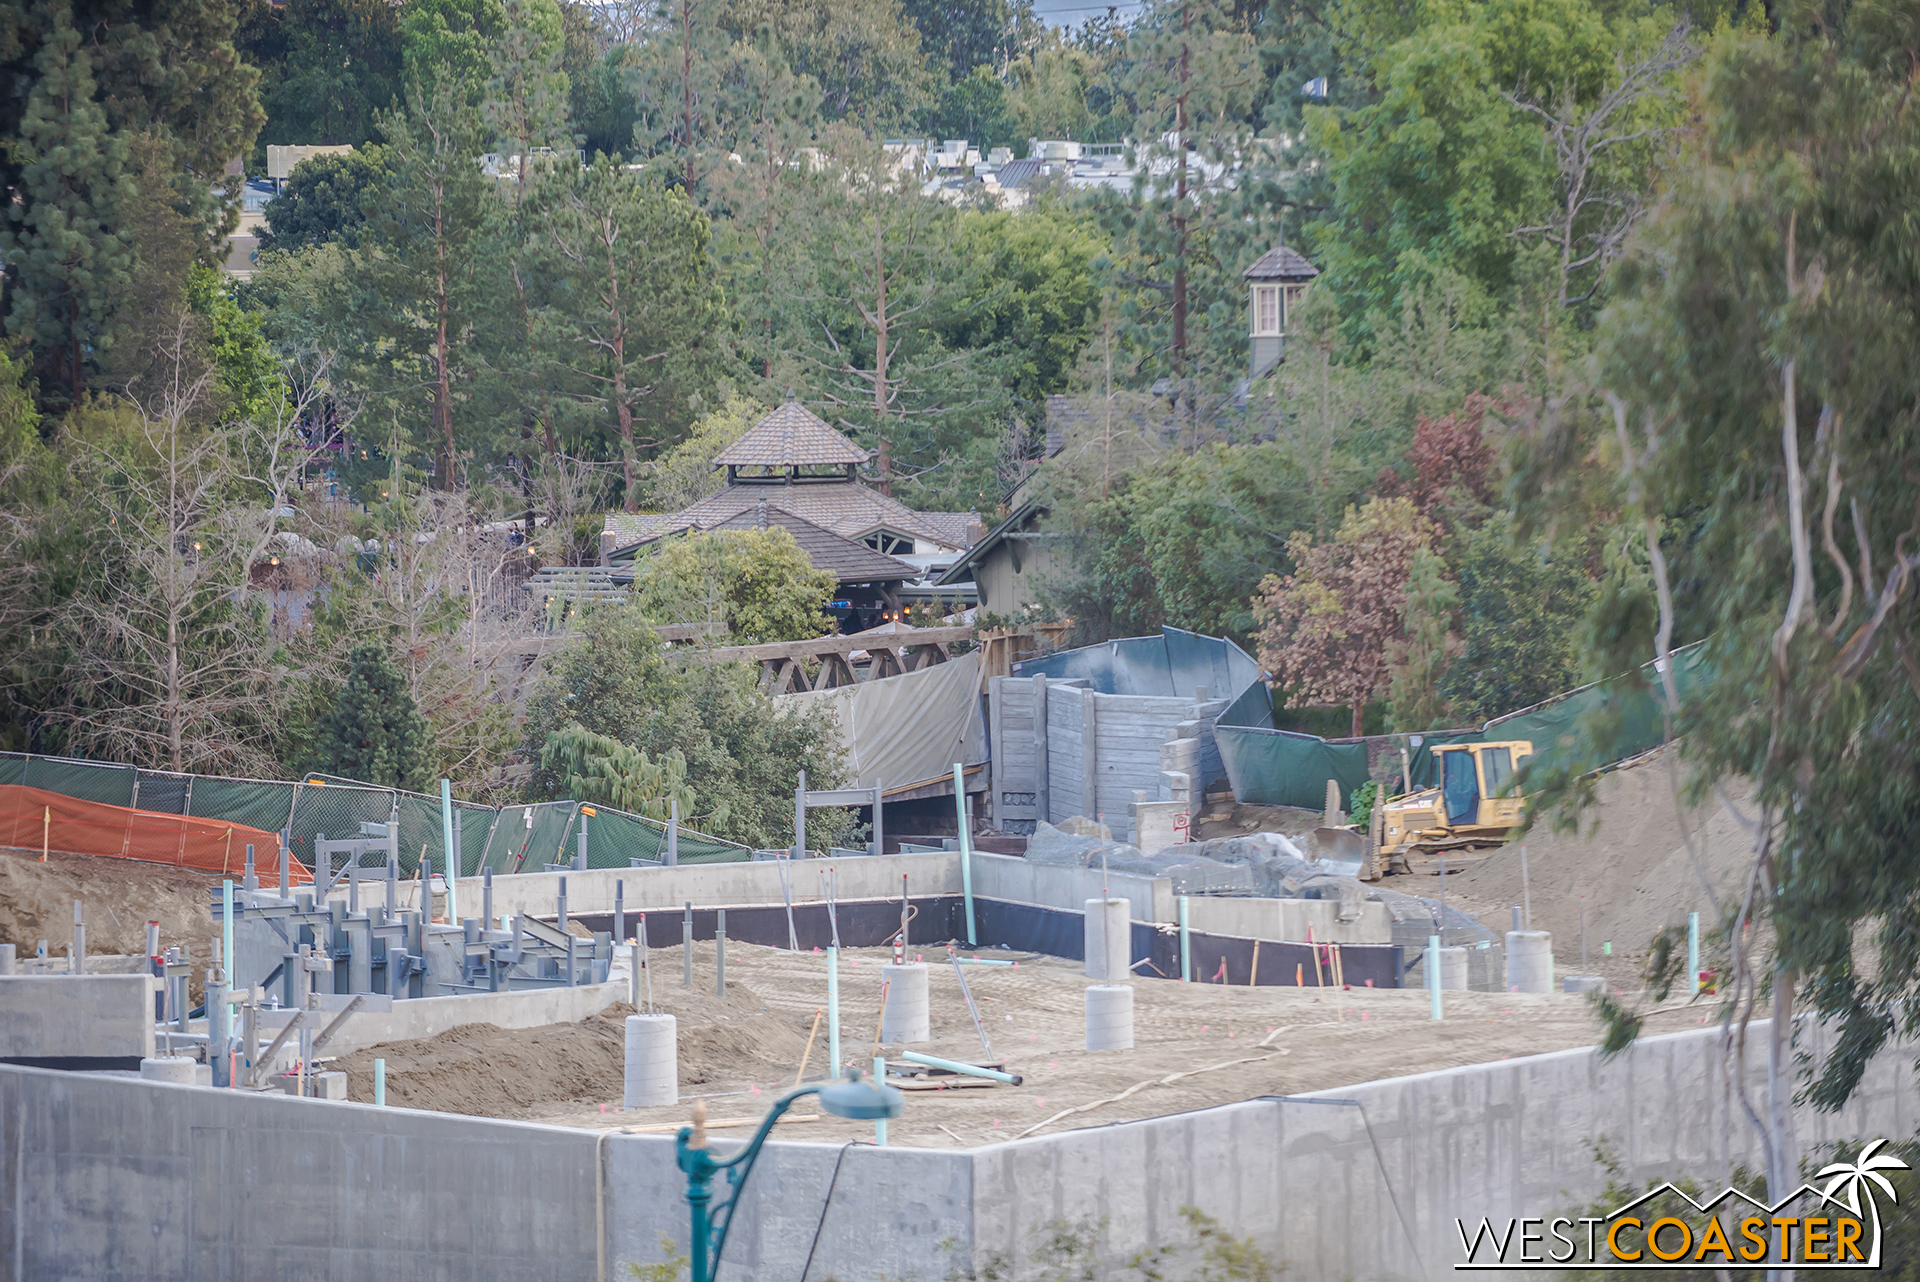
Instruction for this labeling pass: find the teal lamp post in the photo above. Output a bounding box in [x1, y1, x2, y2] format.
[676, 1066, 902, 1282]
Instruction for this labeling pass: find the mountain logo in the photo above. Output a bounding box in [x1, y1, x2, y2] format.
[1455, 1140, 1909, 1270]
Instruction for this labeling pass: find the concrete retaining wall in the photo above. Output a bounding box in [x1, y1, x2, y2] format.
[252, 981, 626, 1056]
[7, 1019, 1915, 1280]
[404, 851, 965, 922]
[969, 851, 1170, 923]
[0, 974, 155, 1068]
[1183, 895, 1395, 945]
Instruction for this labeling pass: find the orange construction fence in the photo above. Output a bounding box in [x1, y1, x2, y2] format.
[0, 784, 310, 884]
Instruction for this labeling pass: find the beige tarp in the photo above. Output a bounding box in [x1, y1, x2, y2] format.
[773, 652, 988, 789]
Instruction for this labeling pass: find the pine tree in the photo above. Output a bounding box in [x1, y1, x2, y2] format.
[1, 13, 136, 403]
[311, 644, 432, 790]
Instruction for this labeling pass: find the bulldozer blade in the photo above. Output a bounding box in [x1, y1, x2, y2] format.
[1313, 827, 1371, 877]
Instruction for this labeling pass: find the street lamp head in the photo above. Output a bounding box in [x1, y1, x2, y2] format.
[818, 1066, 904, 1121]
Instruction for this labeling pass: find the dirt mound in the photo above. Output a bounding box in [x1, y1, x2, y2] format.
[1437, 750, 1756, 983]
[329, 981, 817, 1116]
[0, 847, 217, 991]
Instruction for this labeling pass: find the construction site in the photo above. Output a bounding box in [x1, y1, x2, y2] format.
[0, 627, 1908, 1281]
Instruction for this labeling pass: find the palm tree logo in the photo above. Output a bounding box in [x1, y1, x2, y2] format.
[1815, 1139, 1910, 1264]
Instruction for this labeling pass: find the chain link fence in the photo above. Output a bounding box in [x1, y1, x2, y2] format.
[0, 753, 750, 877]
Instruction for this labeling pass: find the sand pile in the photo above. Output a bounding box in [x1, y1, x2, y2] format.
[0, 847, 217, 992]
[1438, 750, 1757, 984]
[330, 980, 817, 1116]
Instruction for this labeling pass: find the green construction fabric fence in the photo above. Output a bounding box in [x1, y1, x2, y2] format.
[0, 754, 750, 877]
[1215, 641, 1712, 810]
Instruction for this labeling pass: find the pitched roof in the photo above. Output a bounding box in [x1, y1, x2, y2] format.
[713, 401, 868, 468]
[935, 500, 1048, 586]
[668, 479, 970, 550]
[1242, 244, 1319, 282]
[913, 510, 984, 549]
[704, 503, 918, 581]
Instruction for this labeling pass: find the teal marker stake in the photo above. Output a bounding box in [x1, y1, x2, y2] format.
[827, 946, 841, 1079]
[953, 763, 976, 946]
[440, 779, 459, 924]
[1179, 896, 1191, 982]
[374, 1058, 386, 1107]
[1687, 911, 1700, 997]
[1428, 935, 1443, 1020]
[873, 1056, 888, 1146]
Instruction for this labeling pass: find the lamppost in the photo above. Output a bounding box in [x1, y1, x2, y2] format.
[675, 1066, 903, 1282]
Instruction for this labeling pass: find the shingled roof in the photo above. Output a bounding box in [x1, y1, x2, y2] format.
[706, 504, 918, 581]
[713, 401, 868, 468]
[1243, 245, 1319, 282]
[666, 480, 973, 550]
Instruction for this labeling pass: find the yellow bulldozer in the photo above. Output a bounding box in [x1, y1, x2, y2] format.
[1315, 740, 1533, 881]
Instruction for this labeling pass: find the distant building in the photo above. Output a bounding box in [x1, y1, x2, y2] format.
[265, 143, 354, 187]
[600, 400, 982, 631]
[1244, 244, 1319, 380]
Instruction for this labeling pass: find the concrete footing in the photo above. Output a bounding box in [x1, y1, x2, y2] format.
[880, 963, 929, 1044]
[1085, 984, 1134, 1050]
[1505, 930, 1552, 992]
[1563, 975, 1606, 995]
[1437, 946, 1469, 991]
[624, 1014, 677, 1108]
[1083, 898, 1130, 981]
[138, 1057, 196, 1085]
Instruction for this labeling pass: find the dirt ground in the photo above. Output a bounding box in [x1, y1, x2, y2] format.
[328, 941, 1720, 1148]
[1431, 751, 1757, 990]
[0, 846, 217, 993]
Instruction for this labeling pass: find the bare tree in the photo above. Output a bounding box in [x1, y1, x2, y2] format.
[55, 327, 315, 774]
[1508, 23, 1699, 307]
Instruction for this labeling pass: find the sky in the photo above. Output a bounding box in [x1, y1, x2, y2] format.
[1031, 0, 1145, 30]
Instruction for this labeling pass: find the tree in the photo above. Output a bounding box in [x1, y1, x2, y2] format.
[1094, 0, 1268, 399]
[401, 0, 509, 101]
[539, 721, 695, 822]
[643, 395, 764, 511]
[1253, 496, 1430, 738]
[1375, 392, 1503, 533]
[630, 527, 838, 643]
[240, 0, 406, 149]
[361, 80, 491, 487]
[1302, 0, 1669, 338]
[790, 128, 1007, 497]
[720, 0, 936, 124]
[521, 600, 848, 846]
[0, 12, 137, 403]
[260, 146, 396, 252]
[1437, 512, 1594, 724]
[0, 0, 263, 398]
[310, 643, 433, 789]
[1516, 7, 1920, 1209]
[1385, 545, 1458, 732]
[483, 0, 572, 191]
[530, 161, 724, 509]
[48, 328, 309, 775]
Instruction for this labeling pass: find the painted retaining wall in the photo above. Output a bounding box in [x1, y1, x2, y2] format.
[5, 1019, 1914, 1281]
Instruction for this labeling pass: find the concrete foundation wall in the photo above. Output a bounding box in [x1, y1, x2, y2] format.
[0, 974, 155, 1066]
[410, 851, 965, 922]
[251, 981, 626, 1056]
[5, 1019, 1917, 1281]
[969, 851, 1170, 923]
[1183, 896, 1395, 945]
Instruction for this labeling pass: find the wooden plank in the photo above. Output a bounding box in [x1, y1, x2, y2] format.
[1088, 694, 1201, 715]
[988, 676, 1005, 822]
[1034, 674, 1050, 829]
[1081, 690, 1099, 823]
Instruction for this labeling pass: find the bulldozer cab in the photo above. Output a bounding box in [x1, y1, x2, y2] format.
[1433, 741, 1532, 829]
